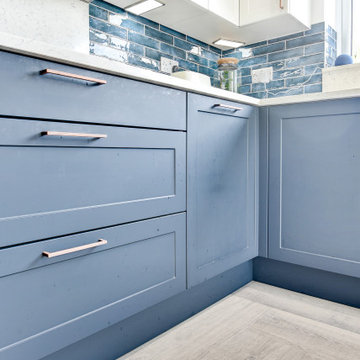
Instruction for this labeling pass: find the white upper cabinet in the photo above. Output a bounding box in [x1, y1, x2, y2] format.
[240, 0, 287, 26]
[189, 0, 209, 9]
[208, 0, 239, 25]
[240, 0, 311, 28]
[189, 0, 239, 25]
[287, 0, 311, 28]
[109, 0, 311, 49]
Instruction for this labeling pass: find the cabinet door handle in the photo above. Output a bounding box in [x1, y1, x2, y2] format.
[41, 131, 107, 139]
[280, 0, 284, 9]
[40, 68, 107, 85]
[42, 239, 108, 258]
[213, 104, 243, 112]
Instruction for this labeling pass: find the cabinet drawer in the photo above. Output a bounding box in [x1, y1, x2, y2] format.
[0, 118, 186, 247]
[0, 51, 186, 130]
[0, 213, 186, 360]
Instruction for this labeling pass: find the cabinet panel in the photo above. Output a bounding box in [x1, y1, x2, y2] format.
[0, 214, 186, 360]
[240, 0, 287, 26]
[268, 99, 360, 278]
[187, 94, 258, 287]
[209, 0, 239, 25]
[189, 0, 208, 9]
[0, 51, 186, 130]
[0, 119, 186, 247]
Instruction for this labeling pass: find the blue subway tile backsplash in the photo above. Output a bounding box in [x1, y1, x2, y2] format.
[305, 83, 323, 93]
[286, 32, 325, 49]
[90, 16, 127, 39]
[89, 1, 337, 98]
[305, 42, 324, 55]
[268, 48, 304, 62]
[305, 22, 325, 35]
[305, 63, 324, 75]
[238, 55, 268, 67]
[89, 5, 107, 20]
[286, 52, 325, 67]
[160, 24, 186, 40]
[252, 42, 285, 56]
[252, 83, 266, 92]
[127, 32, 159, 50]
[266, 79, 285, 90]
[273, 68, 304, 80]
[224, 21, 336, 98]
[92, 0, 125, 14]
[89, 0, 221, 84]
[145, 26, 173, 44]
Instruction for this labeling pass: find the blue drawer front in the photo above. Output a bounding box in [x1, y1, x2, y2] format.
[0, 51, 186, 130]
[0, 118, 186, 247]
[0, 213, 186, 360]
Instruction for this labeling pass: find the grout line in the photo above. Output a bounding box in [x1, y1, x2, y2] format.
[90, 6, 333, 97]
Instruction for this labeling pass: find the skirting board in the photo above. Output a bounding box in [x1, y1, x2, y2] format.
[253, 257, 360, 308]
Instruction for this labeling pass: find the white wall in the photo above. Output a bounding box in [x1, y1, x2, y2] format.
[311, 0, 325, 24]
[325, 0, 337, 29]
[0, 0, 89, 53]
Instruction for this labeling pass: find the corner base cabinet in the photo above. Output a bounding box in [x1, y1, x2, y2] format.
[267, 98, 360, 278]
[187, 94, 259, 287]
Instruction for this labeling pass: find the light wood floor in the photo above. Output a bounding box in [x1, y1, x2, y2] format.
[119, 282, 360, 360]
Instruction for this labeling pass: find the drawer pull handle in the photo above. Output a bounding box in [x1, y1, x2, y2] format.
[213, 104, 243, 112]
[42, 239, 108, 258]
[40, 68, 107, 85]
[41, 131, 107, 139]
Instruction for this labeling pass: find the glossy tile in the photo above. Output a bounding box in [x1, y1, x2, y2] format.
[89, 3, 335, 98]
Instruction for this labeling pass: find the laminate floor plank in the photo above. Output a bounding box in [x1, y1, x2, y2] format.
[235, 282, 360, 334]
[119, 282, 360, 360]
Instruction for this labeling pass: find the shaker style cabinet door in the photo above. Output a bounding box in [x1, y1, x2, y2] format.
[268, 99, 360, 278]
[187, 94, 258, 287]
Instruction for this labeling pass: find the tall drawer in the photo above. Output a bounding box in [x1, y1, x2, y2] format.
[0, 51, 186, 130]
[0, 213, 186, 360]
[0, 118, 186, 247]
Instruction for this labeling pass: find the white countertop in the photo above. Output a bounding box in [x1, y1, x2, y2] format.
[1, 32, 360, 107]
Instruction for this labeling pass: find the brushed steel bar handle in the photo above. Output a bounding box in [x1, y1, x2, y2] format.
[40, 68, 107, 85]
[41, 131, 107, 139]
[280, 0, 284, 9]
[213, 104, 243, 112]
[43, 239, 108, 258]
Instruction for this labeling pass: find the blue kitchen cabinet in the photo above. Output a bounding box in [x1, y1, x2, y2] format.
[0, 213, 186, 360]
[0, 49, 188, 360]
[267, 98, 360, 278]
[187, 94, 259, 288]
[0, 118, 186, 247]
[0, 50, 186, 130]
